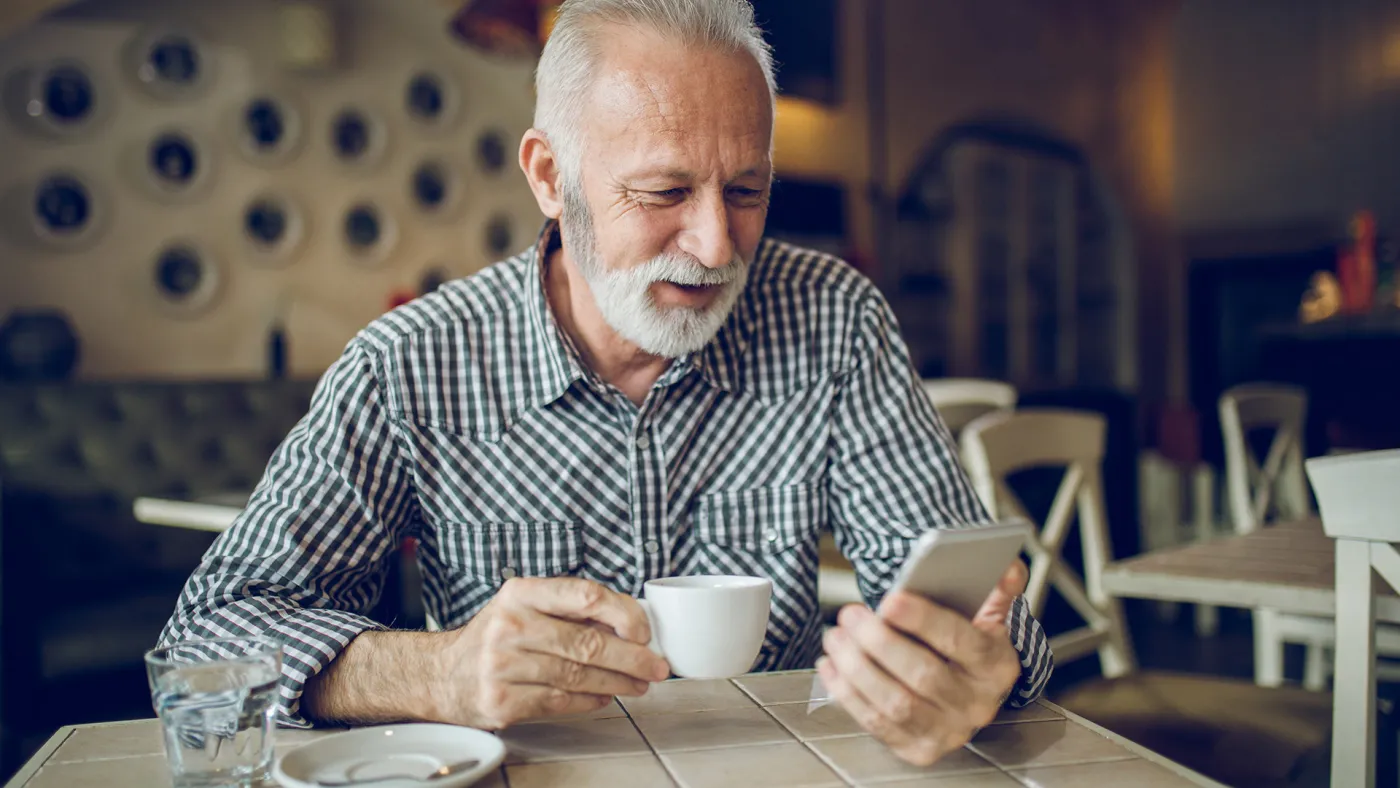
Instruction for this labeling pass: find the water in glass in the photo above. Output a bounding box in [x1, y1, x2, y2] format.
[147, 639, 280, 788]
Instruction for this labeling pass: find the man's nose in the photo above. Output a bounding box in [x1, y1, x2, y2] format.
[677, 195, 737, 270]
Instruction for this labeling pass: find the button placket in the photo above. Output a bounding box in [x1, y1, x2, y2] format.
[629, 414, 666, 583]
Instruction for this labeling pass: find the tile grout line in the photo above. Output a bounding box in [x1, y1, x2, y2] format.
[748, 684, 854, 787]
[622, 691, 684, 788]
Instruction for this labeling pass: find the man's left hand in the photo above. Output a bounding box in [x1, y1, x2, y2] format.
[818, 561, 1027, 766]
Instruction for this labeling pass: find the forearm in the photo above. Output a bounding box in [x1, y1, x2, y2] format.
[302, 630, 449, 727]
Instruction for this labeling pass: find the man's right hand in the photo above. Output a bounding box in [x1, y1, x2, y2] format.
[432, 576, 671, 729]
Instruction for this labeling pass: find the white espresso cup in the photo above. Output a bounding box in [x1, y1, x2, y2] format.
[638, 575, 772, 679]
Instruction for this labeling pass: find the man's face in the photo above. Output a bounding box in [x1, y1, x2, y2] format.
[558, 27, 773, 358]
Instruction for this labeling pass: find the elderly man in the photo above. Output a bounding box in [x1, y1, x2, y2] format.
[160, 0, 1051, 767]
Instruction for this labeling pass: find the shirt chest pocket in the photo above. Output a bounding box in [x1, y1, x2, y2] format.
[693, 483, 825, 559]
[435, 520, 584, 585]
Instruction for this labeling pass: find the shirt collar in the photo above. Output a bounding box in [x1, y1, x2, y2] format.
[525, 221, 588, 407]
[524, 220, 755, 405]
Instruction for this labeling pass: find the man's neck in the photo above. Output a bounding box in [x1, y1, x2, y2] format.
[544, 245, 670, 406]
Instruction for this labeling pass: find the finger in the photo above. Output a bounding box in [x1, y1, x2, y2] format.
[836, 605, 967, 708]
[877, 590, 999, 669]
[499, 651, 650, 697]
[817, 656, 944, 767]
[972, 560, 1028, 632]
[822, 624, 939, 734]
[505, 577, 654, 644]
[518, 610, 670, 682]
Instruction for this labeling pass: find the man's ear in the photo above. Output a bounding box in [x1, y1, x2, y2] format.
[520, 129, 564, 220]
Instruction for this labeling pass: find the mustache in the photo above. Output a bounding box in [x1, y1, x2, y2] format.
[632, 252, 748, 286]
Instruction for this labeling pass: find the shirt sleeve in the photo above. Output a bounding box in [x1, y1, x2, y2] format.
[157, 342, 416, 727]
[827, 289, 1052, 707]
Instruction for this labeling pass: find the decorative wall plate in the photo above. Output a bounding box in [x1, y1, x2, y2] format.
[476, 128, 508, 175]
[484, 212, 513, 258]
[124, 29, 213, 100]
[234, 93, 304, 166]
[409, 159, 460, 219]
[30, 171, 104, 249]
[241, 193, 307, 266]
[135, 128, 212, 201]
[404, 69, 460, 131]
[342, 201, 397, 266]
[151, 241, 222, 317]
[4, 60, 107, 139]
[329, 106, 387, 169]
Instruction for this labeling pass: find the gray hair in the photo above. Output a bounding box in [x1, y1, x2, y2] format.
[535, 0, 777, 195]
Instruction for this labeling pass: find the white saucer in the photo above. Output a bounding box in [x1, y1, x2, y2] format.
[274, 724, 506, 788]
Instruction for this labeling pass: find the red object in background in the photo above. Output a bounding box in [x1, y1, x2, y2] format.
[386, 289, 415, 312]
[1154, 403, 1201, 467]
[450, 0, 542, 59]
[1353, 210, 1377, 313]
[1337, 247, 1359, 313]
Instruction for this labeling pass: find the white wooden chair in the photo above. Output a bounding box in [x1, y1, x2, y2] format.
[920, 378, 1017, 437]
[964, 408, 1337, 785]
[960, 408, 1135, 677]
[1220, 383, 1322, 688]
[1221, 384, 1400, 691]
[1305, 449, 1400, 788]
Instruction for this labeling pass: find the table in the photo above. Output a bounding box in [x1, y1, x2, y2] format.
[6, 671, 1220, 787]
[1102, 517, 1400, 623]
[133, 492, 248, 533]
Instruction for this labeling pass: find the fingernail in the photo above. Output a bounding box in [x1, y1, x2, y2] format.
[632, 681, 650, 695]
[825, 627, 847, 646]
[653, 660, 671, 681]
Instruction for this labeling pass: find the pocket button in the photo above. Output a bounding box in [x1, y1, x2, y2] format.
[500, 566, 518, 580]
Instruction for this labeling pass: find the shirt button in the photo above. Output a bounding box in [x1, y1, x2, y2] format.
[764, 529, 779, 543]
[635, 433, 651, 450]
[644, 539, 660, 555]
[500, 567, 518, 580]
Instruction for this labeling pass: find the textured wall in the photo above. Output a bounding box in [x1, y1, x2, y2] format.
[1174, 0, 1400, 233]
[0, 0, 541, 379]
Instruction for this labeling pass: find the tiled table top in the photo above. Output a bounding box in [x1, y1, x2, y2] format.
[1103, 517, 1400, 622]
[6, 671, 1223, 788]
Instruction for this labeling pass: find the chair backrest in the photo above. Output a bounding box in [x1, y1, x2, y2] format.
[921, 378, 1018, 436]
[1305, 448, 1400, 543]
[1219, 383, 1310, 534]
[961, 407, 1135, 678]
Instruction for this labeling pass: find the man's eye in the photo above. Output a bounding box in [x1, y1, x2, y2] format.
[651, 188, 687, 200]
[729, 187, 765, 204]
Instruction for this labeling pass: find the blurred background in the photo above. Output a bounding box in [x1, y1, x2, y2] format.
[0, 0, 1397, 783]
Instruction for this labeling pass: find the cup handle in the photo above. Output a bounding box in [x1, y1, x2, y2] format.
[637, 598, 664, 657]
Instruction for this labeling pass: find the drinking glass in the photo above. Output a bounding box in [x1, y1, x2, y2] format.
[145, 637, 282, 788]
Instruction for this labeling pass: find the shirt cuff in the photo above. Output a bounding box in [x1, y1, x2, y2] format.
[258, 608, 388, 728]
[1004, 595, 1054, 708]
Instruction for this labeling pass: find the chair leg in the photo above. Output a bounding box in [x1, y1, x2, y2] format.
[1302, 641, 1328, 691]
[1333, 539, 1377, 787]
[1138, 454, 1180, 624]
[1194, 604, 1220, 638]
[1191, 464, 1220, 637]
[1253, 609, 1285, 687]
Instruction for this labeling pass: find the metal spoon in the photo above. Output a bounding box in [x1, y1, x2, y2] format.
[311, 758, 483, 786]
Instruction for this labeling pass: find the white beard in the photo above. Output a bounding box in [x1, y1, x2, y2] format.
[560, 193, 749, 359]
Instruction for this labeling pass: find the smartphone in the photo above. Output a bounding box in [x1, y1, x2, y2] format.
[888, 520, 1032, 619]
